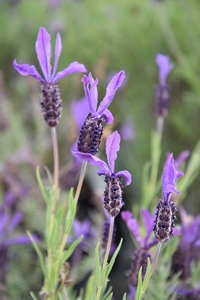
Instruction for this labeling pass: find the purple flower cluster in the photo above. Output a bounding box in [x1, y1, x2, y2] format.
[154, 53, 173, 117]
[154, 154, 184, 242]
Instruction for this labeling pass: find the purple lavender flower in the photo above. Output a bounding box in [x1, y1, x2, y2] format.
[13, 27, 87, 127]
[171, 209, 200, 280]
[154, 53, 174, 117]
[72, 130, 132, 216]
[76, 71, 125, 155]
[121, 210, 156, 290]
[154, 154, 184, 242]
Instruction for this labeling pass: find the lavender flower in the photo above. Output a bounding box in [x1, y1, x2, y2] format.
[13, 27, 87, 127]
[76, 71, 125, 155]
[121, 210, 156, 291]
[154, 53, 174, 117]
[171, 210, 200, 280]
[154, 154, 184, 242]
[72, 130, 132, 216]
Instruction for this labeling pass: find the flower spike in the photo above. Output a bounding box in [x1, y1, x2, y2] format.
[13, 27, 87, 127]
[74, 71, 125, 155]
[72, 131, 131, 216]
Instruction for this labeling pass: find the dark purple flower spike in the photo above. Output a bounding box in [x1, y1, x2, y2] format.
[154, 154, 184, 242]
[72, 131, 131, 216]
[154, 53, 174, 117]
[13, 27, 87, 127]
[121, 210, 156, 289]
[77, 71, 125, 155]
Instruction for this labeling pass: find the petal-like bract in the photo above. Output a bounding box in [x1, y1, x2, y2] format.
[13, 60, 44, 84]
[35, 27, 52, 83]
[97, 70, 125, 115]
[162, 153, 184, 202]
[106, 131, 120, 173]
[155, 53, 173, 85]
[53, 61, 87, 84]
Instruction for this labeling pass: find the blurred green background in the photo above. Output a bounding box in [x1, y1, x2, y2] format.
[1, 0, 200, 298]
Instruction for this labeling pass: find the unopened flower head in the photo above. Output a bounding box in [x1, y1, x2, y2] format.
[121, 210, 156, 290]
[154, 154, 184, 242]
[77, 71, 125, 155]
[154, 53, 174, 117]
[72, 130, 132, 216]
[13, 27, 87, 127]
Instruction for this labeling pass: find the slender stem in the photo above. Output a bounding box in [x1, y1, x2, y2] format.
[96, 216, 115, 300]
[141, 242, 162, 295]
[74, 161, 87, 204]
[156, 116, 164, 139]
[51, 127, 59, 191]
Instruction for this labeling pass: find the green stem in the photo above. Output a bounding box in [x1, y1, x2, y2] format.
[141, 242, 162, 295]
[96, 216, 115, 300]
[51, 127, 59, 192]
[74, 161, 87, 204]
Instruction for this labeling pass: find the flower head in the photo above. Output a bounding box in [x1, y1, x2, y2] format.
[73, 131, 131, 216]
[82, 71, 125, 124]
[13, 27, 87, 127]
[155, 53, 173, 85]
[121, 209, 157, 250]
[13, 27, 87, 85]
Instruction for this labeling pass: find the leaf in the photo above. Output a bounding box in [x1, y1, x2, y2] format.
[30, 292, 38, 300]
[95, 242, 101, 285]
[106, 293, 113, 300]
[36, 166, 49, 205]
[105, 238, 123, 277]
[135, 267, 143, 300]
[122, 293, 127, 300]
[27, 231, 45, 276]
[61, 236, 83, 263]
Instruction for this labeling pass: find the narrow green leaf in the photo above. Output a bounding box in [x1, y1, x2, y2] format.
[135, 267, 143, 300]
[36, 166, 49, 205]
[122, 293, 127, 300]
[106, 293, 113, 300]
[27, 231, 45, 276]
[61, 236, 83, 263]
[30, 292, 38, 300]
[95, 242, 101, 285]
[105, 238, 123, 277]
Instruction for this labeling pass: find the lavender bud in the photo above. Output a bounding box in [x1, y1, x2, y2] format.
[103, 175, 123, 217]
[129, 249, 152, 288]
[40, 84, 62, 127]
[153, 200, 177, 242]
[171, 243, 191, 280]
[77, 113, 104, 155]
[154, 84, 169, 117]
[101, 218, 116, 253]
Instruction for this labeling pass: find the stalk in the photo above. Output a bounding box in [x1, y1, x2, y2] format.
[74, 161, 87, 204]
[96, 216, 115, 300]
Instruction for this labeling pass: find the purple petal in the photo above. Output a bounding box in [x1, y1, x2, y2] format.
[106, 131, 120, 173]
[50, 32, 62, 82]
[155, 53, 173, 85]
[102, 109, 114, 124]
[82, 74, 98, 113]
[174, 150, 190, 170]
[13, 60, 44, 84]
[8, 212, 23, 232]
[142, 209, 154, 247]
[71, 151, 110, 174]
[121, 211, 142, 247]
[35, 27, 52, 83]
[5, 234, 40, 246]
[53, 61, 87, 84]
[97, 70, 125, 115]
[70, 97, 89, 128]
[121, 211, 132, 222]
[116, 170, 132, 186]
[162, 153, 184, 202]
